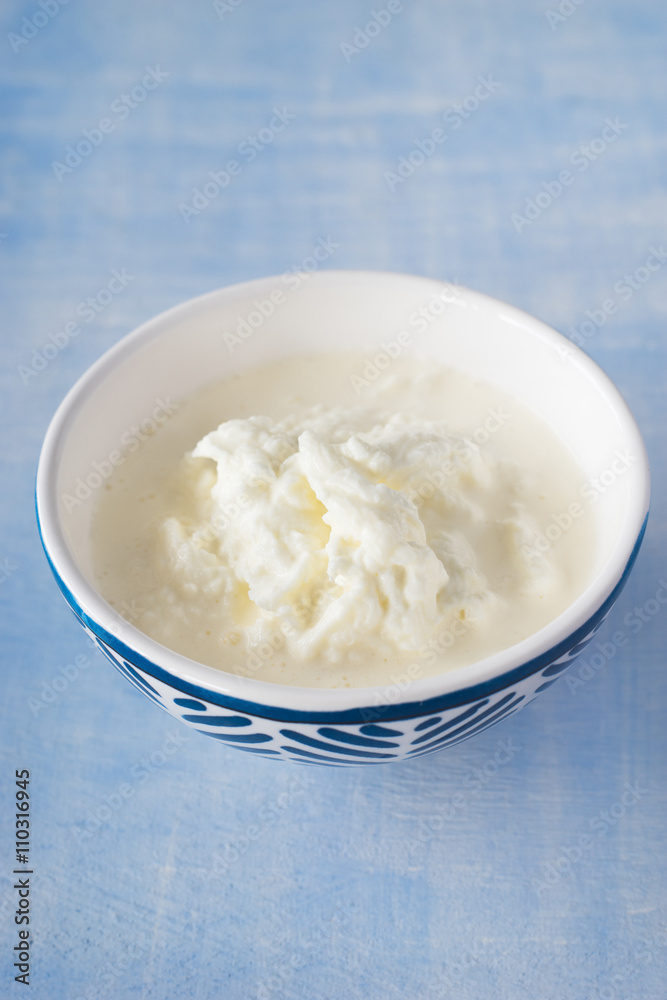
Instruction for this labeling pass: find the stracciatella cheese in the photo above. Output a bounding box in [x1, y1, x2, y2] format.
[91, 354, 594, 688]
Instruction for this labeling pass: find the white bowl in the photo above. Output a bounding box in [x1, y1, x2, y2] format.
[36, 271, 650, 764]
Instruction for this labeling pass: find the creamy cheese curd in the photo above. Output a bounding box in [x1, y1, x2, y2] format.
[91, 354, 595, 688]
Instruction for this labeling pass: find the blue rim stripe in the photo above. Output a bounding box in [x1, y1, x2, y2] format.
[316, 727, 400, 749]
[279, 729, 397, 759]
[535, 679, 559, 693]
[360, 724, 404, 737]
[281, 746, 388, 765]
[410, 700, 490, 745]
[181, 714, 252, 727]
[198, 731, 273, 743]
[407, 702, 525, 757]
[541, 659, 577, 677]
[413, 716, 442, 732]
[408, 697, 525, 754]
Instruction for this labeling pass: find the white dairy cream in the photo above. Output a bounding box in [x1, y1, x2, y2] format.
[91, 354, 595, 688]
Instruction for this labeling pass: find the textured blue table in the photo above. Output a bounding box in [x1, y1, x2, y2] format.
[1, 1, 666, 997]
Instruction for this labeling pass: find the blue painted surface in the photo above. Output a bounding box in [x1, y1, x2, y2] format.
[1, 0, 666, 996]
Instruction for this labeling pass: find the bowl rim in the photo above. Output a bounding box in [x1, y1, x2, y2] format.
[35, 269, 651, 716]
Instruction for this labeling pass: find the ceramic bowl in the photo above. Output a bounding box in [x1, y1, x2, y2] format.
[36, 271, 649, 765]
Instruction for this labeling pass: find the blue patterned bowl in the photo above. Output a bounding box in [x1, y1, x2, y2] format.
[36, 272, 649, 765]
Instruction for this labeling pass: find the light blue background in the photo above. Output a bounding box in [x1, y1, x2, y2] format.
[1, 1, 666, 997]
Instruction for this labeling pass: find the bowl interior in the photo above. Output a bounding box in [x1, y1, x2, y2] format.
[38, 270, 649, 707]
